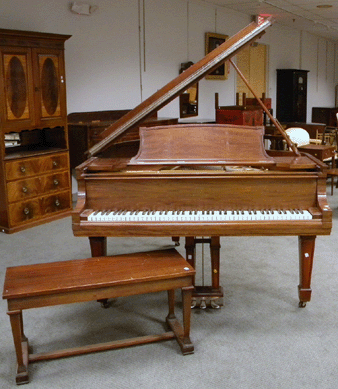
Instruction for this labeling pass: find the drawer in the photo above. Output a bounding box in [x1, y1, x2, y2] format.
[9, 199, 41, 226]
[41, 171, 70, 193]
[5, 152, 69, 181]
[8, 190, 71, 227]
[7, 177, 42, 203]
[7, 171, 70, 203]
[321, 149, 334, 160]
[41, 190, 71, 215]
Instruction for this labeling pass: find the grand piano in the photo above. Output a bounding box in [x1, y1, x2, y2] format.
[72, 18, 332, 308]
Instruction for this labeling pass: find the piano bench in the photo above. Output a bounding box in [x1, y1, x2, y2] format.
[2, 248, 195, 385]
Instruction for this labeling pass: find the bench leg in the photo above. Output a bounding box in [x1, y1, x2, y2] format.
[166, 288, 194, 355]
[89, 237, 110, 308]
[181, 286, 193, 340]
[7, 310, 29, 385]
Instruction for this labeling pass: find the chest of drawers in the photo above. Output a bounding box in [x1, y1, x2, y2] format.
[2, 152, 71, 233]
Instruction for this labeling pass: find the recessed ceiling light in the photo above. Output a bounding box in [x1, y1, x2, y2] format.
[317, 4, 333, 8]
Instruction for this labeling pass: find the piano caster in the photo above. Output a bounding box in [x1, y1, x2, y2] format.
[298, 301, 307, 308]
[99, 299, 110, 308]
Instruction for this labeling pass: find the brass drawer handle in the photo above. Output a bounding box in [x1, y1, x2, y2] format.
[22, 186, 28, 193]
[55, 199, 60, 207]
[52, 160, 58, 168]
[23, 207, 30, 215]
[53, 179, 59, 186]
[20, 166, 26, 173]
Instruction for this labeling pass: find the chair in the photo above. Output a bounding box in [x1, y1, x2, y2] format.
[326, 168, 338, 195]
[286, 127, 338, 195]
[323, 115, 338, 194]
[285, 127, 310, 147]
[284, 127, 321, 149]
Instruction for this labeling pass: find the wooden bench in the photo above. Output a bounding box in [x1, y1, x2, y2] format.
[2, 248, 195, 385]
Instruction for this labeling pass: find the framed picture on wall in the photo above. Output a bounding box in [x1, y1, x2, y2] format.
[205, 32, 229, 80]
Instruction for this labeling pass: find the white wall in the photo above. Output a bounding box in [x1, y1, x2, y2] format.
[0, 0, 337, 122]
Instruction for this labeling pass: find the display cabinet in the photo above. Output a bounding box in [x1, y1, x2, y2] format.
[312, 107, 338, 127]
[276, 69, 309, 123]
[0, 29, 72, 233]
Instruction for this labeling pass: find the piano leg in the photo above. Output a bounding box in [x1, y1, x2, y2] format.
[89, 237, 109, 308]
[298, 235, 316, 308]
[185, 236, 223, 309]
[210, 236, 221, 290]
[185, 237, 196, 278]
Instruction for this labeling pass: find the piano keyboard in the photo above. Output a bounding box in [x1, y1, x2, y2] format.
[86, 209, 313, 222]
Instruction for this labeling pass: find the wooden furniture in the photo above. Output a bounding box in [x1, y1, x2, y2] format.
[215, 92, 264, 126]
[73, 20, 275, 308]
[285, 122, 326, 139]
[216, 106, 263, 126]
[276, 69, 309, 123]
[2, 248, 195, 385]
[179, 61, 199, 118]
[68, 110, 178, 169]
[297, 144, 335, 165]
[0, 29, 72, 234]
[319, 126, 338, 148]
[72, 19, 332, 310]
[246, 94, 272, 126]
[326, 168, 338, 195]
[312, 107, 338, 127]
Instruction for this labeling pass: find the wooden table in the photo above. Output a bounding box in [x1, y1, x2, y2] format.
[298, 144, 336, 166]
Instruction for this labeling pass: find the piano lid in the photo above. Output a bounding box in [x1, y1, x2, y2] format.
[87, 18, 274, 158]
[128, 124, 275, 167]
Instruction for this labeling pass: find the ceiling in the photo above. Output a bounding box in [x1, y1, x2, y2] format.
[201, 0, 338, 41]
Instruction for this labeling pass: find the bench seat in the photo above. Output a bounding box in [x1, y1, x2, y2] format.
[3, 248, 195, 385]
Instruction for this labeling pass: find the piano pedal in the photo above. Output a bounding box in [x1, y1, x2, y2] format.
[199, 298, 207, 309]
[191, 298, 197, 309]
[191, 286, 223, 309]
[298, 301, 307, 308]
[190, 296, 223, 309]
[210, 299, 221, 309]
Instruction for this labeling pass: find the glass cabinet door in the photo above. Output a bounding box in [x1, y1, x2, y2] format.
[33, 49, 66, 127]
[1, 48, 35, 130]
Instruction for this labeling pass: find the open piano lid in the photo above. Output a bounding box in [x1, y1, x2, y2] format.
[86, 18, 274, 158]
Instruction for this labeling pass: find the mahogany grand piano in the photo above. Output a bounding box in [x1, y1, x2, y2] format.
[72, 18, 332, 308]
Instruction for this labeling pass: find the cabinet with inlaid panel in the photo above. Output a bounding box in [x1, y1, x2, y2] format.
[0, 29, 72, 233]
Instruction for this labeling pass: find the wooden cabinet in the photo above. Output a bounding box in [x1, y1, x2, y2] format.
[67, 110, 178, 169]
[0, 29, 72, 233]
[312, 107, 338, 127]
[276, 69, 309, 123]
